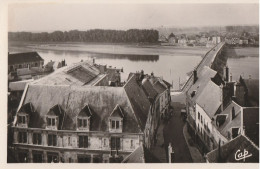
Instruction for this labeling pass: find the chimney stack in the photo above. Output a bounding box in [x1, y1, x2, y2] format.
[225, 66, 229, 82]
[193, 70, 198, 84]
[230, 73, 232, 82]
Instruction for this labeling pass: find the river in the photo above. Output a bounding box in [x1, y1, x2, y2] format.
[8, 43, 259, 89]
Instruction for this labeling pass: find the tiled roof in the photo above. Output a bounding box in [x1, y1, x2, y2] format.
[206, 135, 259, 163]
[20, 84, 142, 133]
[8, 52, 43, 65]
[122, 145, 160, 163]
[196, 81, 222, 119]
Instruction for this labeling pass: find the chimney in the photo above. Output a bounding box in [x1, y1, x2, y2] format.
[230, 73, 232, 82]
[151, 72, 154, 77]
[193, 70, 198, 84]
[231, 107, 235, 120]
[93, 58, 95, 64]
[225, 66, 229, 82]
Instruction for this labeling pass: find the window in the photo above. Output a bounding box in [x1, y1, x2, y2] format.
[130, 140, 134, 148]
[111, 120, 120, 129]
[198, 112, 200, 120]
[47, 117, 56, 126]
[79, 136, 88, 148]
[111, 137, 120, 150]
[18, 115, 27, 125]
[33, 133, 42, 145]
[18, 132, 27, 143]
[48, 134, 57, 146]
[201, 115, 203, 123]
[78, 118, 88, 128]
[104, 139, 107, 146]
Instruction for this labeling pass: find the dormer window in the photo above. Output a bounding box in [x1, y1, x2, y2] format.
[16, 102, 34, 128]
[77, 104, 92, 131]
[46, 105, 64, 130]
[109, 105, 124, 133]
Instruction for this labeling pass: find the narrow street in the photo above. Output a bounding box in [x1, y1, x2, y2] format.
[163, 102, 193, 163]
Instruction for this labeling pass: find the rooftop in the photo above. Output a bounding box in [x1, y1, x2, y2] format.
[8, 52, 44, 65]
[122, 145, 160, 163]
[206, 135, 259, 163]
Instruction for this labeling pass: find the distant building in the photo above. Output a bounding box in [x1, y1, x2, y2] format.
[206, 135, 259, 163]
[8, 52, 44, 73]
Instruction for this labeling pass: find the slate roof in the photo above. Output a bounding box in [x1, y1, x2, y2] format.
[78, 104, 92, 117]
[141, 78, 158, 101]
[122, 145, 160, 163]
[243, 107, 259, 146]
[19, 84, 143, 133]
[153, 81, 167, 94]
[243, 79, 259, 106]
[212, 101, 242, 139]
[9, 79, 34, 91]
[196, 81, 222, 119]
[110, 104, 124, 118]
[8, 52, 43, 65]
[187, 66, 218, 102]
[206, 135, 259, 163]
[124, 74, 151, 131]
[32, 61, 102, 86]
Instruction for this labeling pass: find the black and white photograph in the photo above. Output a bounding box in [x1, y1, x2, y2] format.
[3, 0, 259, 166]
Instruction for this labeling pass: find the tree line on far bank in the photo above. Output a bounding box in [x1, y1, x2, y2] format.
[8, 29, 159, 43]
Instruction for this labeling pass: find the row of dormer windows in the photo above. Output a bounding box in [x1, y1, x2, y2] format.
[16, 104, 124, 132]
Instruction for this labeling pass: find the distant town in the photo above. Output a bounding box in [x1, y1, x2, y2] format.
[7, 25, 259, 163]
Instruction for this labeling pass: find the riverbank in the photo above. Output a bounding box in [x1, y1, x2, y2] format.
[9, 41, 209, 56]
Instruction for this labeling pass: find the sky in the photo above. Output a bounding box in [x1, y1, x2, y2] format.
[8, 3, 259, 32]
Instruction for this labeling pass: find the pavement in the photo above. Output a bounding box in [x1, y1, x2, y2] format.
[183, 123, 206, 163]
[150, 120, 167, 162]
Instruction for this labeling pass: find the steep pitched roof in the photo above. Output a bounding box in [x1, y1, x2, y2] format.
[212, 101, 242, 139]
[122, 145, 160, 163]
[206, 135, 259, 163]
[8, 52, 44, 65]
[153, 81, 167, 94]
[110, 104, 124, 118]
[187, 66, 218, 102]
[21, 84, 142, 133]
[124, 74, 151, 131]
[196, 81, 222, 119]
[243, 107, 259, 146]
[141, 78, 158, 101]
[78, 104, 92, 117]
